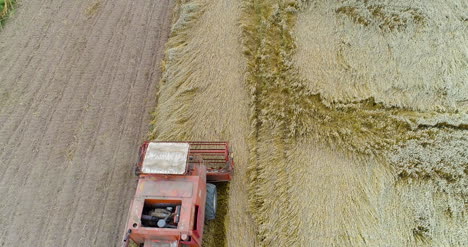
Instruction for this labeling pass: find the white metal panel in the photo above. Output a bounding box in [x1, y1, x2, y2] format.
[141, 142, 189, 174]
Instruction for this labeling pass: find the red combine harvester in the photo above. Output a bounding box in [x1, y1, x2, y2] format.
[121, 141, 234, 247]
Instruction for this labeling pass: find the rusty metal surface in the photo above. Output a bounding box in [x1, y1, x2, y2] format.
[140, 180, 193, 198]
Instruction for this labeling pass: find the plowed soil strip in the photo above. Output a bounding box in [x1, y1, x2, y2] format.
[0, 0, 173, 246]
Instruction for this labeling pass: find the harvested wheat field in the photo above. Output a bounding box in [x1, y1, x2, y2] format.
[153, 0, 467, 246]
[0, 0, 466, 246]
[242, 0, 467, 246]
[149, 0, 257, 246]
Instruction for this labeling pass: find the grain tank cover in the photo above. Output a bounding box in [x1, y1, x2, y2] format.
[141, 142, 189, 175]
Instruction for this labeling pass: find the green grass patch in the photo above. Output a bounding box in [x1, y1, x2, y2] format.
[0, 0, 16, 27]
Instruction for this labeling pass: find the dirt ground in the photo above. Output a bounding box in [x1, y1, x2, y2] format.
[0, 0, 173, 246]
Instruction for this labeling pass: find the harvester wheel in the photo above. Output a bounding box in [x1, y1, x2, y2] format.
[205, 183, 217, 220]
[133, 166, 141, 177]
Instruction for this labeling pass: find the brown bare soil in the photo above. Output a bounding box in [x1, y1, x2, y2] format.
[0, 0, 173, 246]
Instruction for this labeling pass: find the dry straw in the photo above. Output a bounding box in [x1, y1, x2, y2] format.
[152, 0, 467, 246]
[295, 0, 468, 113]
[150, 0, 257, 246]
[241, 0, 467, 246]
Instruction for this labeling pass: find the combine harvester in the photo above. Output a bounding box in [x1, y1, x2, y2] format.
[121, 141, 234, 247]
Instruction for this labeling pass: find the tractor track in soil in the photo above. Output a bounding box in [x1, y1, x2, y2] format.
[0, 0, 173, 246]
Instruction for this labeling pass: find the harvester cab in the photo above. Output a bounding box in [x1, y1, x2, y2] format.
[122, 141, 234, 247]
